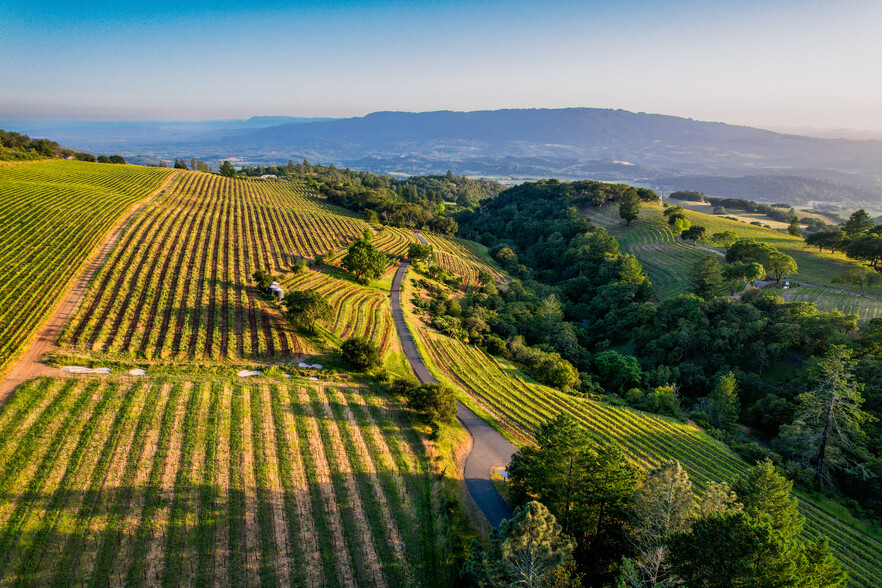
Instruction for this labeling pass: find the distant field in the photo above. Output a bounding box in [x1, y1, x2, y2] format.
[59, 174, 377, 361]
[421, 233, 508, 288]
[0, 377, 437, 586]
[0, 160, 173, 373]
[583, 203, 882, 299]
[410, 325, 882, 586]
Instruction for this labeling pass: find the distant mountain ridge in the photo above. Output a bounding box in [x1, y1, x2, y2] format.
[8, 107, 881, 206]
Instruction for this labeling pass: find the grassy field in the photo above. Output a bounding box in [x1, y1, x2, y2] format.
[408, 323, 882, 586]
[582, 203, 882, 300]
[0, 160, 173, 373]
[0, 376, 440, 587]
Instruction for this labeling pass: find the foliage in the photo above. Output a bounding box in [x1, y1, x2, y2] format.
[846, 234, 882, 268]
[690, 255, 723, 299]
[832, 264, 879, 293]
[775, 346, 874, 488]
[508, 414, 641, 585]
[842, 209, 875, 237]
[282, 289, 334, 334]
[463, 501, 576, 587]
[408, 242, 436, 268]
[619, 190, 641, 226]
[341, 336, 383, 370]
[401, 382, 457, 433]
[593, 350, 643, 393]
[342, 238, 387, 282]
[707, 371, 740, 431]
[219, 160, 237, 178]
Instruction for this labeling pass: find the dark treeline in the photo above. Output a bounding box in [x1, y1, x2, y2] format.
[456, 179, 882, 522]
[0, 129, 101, 162]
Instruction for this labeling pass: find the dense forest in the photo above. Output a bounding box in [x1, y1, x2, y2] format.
[453, 179, 881, 524]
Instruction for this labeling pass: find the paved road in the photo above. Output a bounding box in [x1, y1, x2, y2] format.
[390, 258, 516, 528]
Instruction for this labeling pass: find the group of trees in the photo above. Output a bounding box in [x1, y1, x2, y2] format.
[452, 179, 882, 518]
[492, 414, 845, 587]
[0, 128, 97, 162]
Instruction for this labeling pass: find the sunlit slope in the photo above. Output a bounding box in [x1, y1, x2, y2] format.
[0, 377, 437, 586]
[0, 160, 173, 372]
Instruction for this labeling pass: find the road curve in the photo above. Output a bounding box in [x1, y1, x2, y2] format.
[391, 250, 516, 528]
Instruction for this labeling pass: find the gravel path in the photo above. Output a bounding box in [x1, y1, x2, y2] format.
[390, 241, 515, 528]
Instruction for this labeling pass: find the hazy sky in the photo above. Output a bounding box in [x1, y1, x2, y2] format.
[2, 0, 881, 130]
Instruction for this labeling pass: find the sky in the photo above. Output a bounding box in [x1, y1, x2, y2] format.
[2, 0, 881, 131]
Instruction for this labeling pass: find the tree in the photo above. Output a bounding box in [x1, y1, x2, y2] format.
[341, 336, 382, 370]
[219, 160, 237, 178]
[619, 191, 641, 226]
[593, 350, 643, 393]
[775, 346, 874, 488]
[463, 501, 576, 587]
[407, 242, 435, 268]
[711, 230, 738, 248]
[806, 230, 847, 253]
[726, 239, 775, 266]
[668, 511, 770, 588]
[732, 459, 803, 540]
[766, 252, 797, 286]
[713, 205, 727, 215]
[362, 209, 379, 224]
[842, 209, 874, 237]
[690, 255, 723, 299]
[696, 481, 742, 517]
[341, 238, 386, 282]
[787, 216, 802, 236]
[722, 261, 763, 295]
[508, 414, 640, 585]
[708, 371, 740, 430]
[627, 461, 695, 587]
[282, 289, 333, 334]
[846, 234, 882, 268]
[832, 264, 880, 293]
[667, 213, 690, 235]
[404, 383, 457, 432]
[681, 225, 706, 242]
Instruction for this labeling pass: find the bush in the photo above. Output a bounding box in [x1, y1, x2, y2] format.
[403, 382, 457, 433]
[341, 336, 383, 370]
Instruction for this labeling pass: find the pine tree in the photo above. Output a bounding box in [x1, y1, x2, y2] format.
[628, 461, 695, 587]
[776, 346, 873, 487]
[708, 371, 740, 430]
[463, 501, 575, 587]
[697, 481, 742, 517]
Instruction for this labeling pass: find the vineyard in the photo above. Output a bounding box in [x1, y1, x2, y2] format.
[581, 205, 708, 298]
[283, 268, 397, 352]
[582, 203, 882, 300]
[59, 173, 381, 361]
[769, 286, 882, 322]
[410, 324, 882, 585]
[0, 160, 173, 373]
[0, 376, 440, 587]
[421, 233, 508, 288]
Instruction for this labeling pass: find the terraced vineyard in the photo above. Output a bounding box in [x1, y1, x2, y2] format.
[581, 205, 708, 298]
[770, 286, 882, 322]
[421, 233, 507, 288]
[413, 326, 882, 585]
[0, 160, 173, 373]
[283, 268, 397, 352]
[0, 377, 439, 586]
[59, 173, 377, 361]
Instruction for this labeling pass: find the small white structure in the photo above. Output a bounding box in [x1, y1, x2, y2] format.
[298, 362, 324, 370]
[783, 281, 790, 289]
[61, 366, 111, 374]
[128, 368, 147, 376]
[237, 369, 263, 377]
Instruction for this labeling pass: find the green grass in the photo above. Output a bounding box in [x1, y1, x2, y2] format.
[768, 285, 882, 322]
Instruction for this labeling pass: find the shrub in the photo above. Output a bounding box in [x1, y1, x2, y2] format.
[341, 336, 383, 370]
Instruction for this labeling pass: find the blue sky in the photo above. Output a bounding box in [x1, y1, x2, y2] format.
[2, 0, 880, 130]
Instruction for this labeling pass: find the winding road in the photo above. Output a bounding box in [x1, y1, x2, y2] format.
[390, 233, 516, 528]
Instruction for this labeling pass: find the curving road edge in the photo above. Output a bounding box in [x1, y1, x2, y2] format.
[391, 234, 516, 528]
